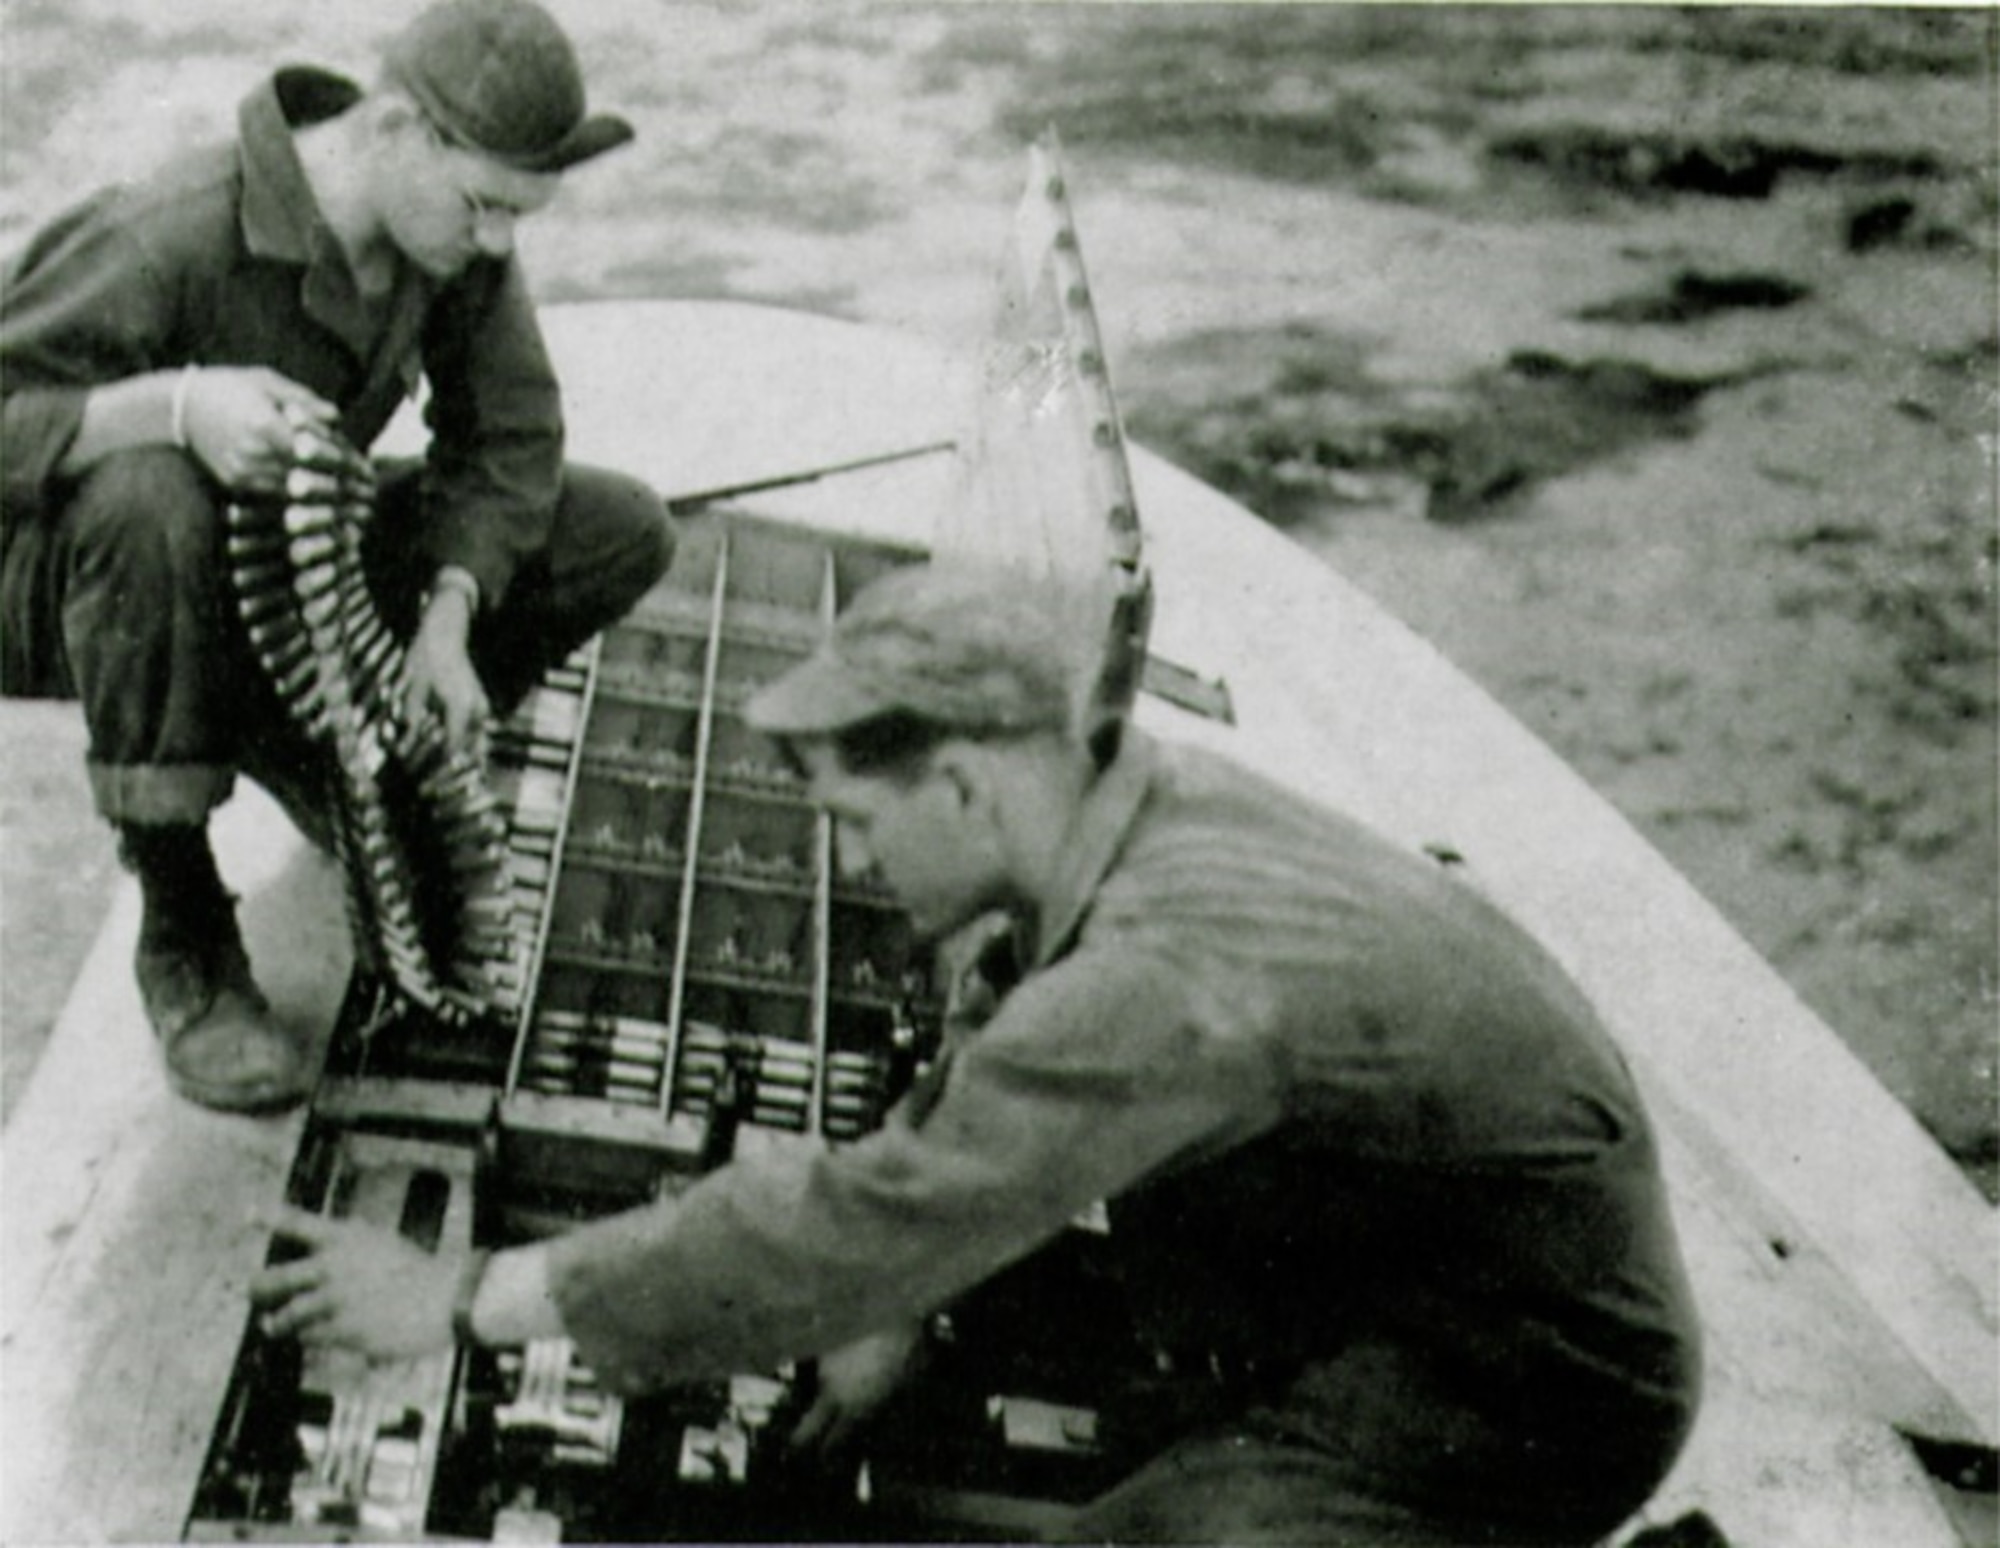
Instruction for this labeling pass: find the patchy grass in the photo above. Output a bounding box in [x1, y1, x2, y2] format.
[1658, 8, 1995, 77]
[1576, 270, 1811, 325]
[1770, 507, 1997, 745]
[1487, 125, 1944, 200]
[964, 5, 1549, 188]
[1129, 338, 1750, 525]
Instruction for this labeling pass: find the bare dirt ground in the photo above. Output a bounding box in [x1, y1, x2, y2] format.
[2, 4, 1994, 1190]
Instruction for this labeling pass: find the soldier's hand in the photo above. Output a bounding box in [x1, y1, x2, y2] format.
[179, 366, 336, 492]
[249, 1205, 460, 1362]
[403, 599, 491, 759]
[788, 1323, 925, 1455]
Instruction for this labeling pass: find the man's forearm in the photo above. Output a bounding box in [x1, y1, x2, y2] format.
[418, 566, 480, 645]
[58, 370, 184, 475]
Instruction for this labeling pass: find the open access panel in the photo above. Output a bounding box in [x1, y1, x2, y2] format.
[187, 508, 1157, 1544]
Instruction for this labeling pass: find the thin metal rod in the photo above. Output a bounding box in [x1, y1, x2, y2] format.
[663, 440, 956, 514]
[661, 536, 733, 1115]
[806, 549, 840, 1141]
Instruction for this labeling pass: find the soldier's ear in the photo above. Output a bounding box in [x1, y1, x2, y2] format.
[367, 91, 431, 149]
[930, 744, 1017, 860]
[928, 745, 981, 813]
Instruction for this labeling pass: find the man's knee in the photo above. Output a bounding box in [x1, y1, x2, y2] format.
[561, 464, 676, 592]
[67, 447, 223, 587]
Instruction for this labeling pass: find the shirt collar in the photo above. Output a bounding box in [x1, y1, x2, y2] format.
[237, 67, 362, 265]
[1026, 727, 1160, 970]
[237, 67, 432, 361]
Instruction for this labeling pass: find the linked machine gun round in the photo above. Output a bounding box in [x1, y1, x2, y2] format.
[224, 418, 517, 1029]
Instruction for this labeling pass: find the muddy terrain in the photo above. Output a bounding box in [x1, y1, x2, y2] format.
[2, 5, 1994, 1189]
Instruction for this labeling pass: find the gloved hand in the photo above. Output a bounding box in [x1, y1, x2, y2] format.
[787, 1322, 926, 1456]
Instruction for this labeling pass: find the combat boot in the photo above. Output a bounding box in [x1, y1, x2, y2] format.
[121, 823, 311, 1114]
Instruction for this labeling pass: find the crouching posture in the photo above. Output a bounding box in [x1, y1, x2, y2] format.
[1, 0, 676, 1112]
[253, 565, 1700, 1544]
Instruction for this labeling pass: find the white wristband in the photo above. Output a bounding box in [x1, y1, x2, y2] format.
[425, 566, 481, 619]
[169, 364, 199, 450]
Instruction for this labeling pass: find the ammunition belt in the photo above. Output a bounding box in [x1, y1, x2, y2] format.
[225, 420, 515, 1027]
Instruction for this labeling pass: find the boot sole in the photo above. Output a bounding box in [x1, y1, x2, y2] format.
[164, 1065, 312, 1116]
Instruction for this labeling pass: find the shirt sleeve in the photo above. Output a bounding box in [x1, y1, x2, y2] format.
[543, 941, 1283, 1392]
[1, 193, 176, 523]
[416, 256, 564, 612]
